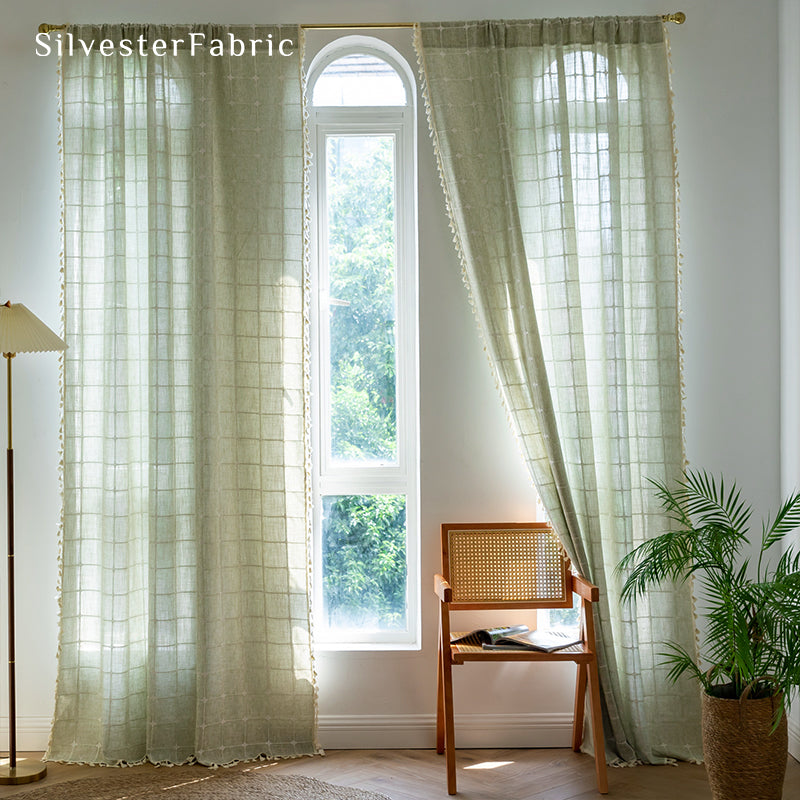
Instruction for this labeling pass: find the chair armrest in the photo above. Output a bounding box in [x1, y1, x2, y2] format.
[434, 574, 453, 603]
[571, 573, 599, 602]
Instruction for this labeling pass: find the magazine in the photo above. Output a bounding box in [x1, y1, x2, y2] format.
[449, 624, 530, 647]
[481, 628, 582, 653]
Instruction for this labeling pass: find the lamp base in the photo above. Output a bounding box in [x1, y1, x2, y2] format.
[0, 761, 47, 785]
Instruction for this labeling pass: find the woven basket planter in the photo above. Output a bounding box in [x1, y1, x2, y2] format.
[701, 691, 788, 800]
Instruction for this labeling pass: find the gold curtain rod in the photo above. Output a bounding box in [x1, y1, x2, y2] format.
[38, 14, 686, 35]
[303, 14, 687, 29]
[301, 23, 414, 30]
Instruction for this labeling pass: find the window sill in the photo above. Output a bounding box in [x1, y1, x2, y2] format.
[314, 640, 421, 653]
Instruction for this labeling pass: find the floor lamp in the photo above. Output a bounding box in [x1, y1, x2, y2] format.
[0, 301, 65, 785]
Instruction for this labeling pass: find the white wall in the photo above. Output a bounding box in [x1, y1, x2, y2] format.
[0, 0, 783, 752]
[779, 0, 800, 764]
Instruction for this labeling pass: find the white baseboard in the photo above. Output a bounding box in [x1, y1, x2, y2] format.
[318, 712, 574, 750]
[0, 717, 51, 752]
[789, 713, 800, 763]
[6, 712, 575, 754]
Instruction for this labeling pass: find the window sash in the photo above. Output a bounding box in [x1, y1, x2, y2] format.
[309, 101, 419, 648]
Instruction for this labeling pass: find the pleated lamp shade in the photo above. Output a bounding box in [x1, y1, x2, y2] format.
[0, 302, 66, 354]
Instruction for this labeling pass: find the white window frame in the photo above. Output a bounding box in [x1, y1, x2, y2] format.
[307, 38, 419, 649]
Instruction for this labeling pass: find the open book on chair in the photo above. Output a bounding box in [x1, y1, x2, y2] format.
[481, 628, 582, 652]
[451, 625, 581, 652]
[450, 624, 529, 647]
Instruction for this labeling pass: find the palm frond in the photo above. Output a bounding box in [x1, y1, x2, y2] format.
[761, 491, 800, 550]
[618, 531, 694, 601]
[773, 546, 800, 581]
[680, 470, 753, 534]
[659, 642, 710, 689]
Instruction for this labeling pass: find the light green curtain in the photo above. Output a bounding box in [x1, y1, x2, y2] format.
[49, 24, 319, 766]
[416, 18, 702, 764]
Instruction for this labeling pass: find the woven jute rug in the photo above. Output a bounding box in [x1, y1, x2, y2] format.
[13, 767, 392, 800]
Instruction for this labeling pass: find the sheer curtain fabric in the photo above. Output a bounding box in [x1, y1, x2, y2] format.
[416, 17, 702, 764]
[49, 24, 318, 765]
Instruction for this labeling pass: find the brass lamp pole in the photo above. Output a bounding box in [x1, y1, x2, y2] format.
[0, 302, 65, 785]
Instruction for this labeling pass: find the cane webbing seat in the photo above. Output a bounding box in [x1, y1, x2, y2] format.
[435, 522, 608, 795]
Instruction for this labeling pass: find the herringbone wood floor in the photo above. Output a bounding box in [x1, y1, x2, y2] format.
[4, 749, 800, 799]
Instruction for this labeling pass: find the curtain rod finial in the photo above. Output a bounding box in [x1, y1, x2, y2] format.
[38, 23, 67, 34]
[663, 12, 686, 24]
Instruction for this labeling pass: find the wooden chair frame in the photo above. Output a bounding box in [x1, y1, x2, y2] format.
[435, 522, 609, 795]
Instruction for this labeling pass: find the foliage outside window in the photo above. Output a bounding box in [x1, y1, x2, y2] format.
[327, 135, 397, 464]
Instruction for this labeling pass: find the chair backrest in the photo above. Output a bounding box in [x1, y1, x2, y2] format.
[441, 522, 571, 609]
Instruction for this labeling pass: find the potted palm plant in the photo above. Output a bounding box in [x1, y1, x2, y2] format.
[618, 470, 800, 800]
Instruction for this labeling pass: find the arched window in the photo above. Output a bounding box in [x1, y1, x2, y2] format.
[537, 50, 629, 103]
[307, 38, 419, 647]
[531, 50, 630, 305]
[312, 51, 407, 106]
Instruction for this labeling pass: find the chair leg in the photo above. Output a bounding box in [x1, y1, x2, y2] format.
[572, 662, 588, 751]
[436, 642, 445, 754]
[442, 651, 457, 794]
[587, 658, 609, 794]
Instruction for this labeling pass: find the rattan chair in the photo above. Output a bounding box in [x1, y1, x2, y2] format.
[435, 522, 608, 795]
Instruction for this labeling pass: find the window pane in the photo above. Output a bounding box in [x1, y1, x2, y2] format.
[313, 54, 407, 106]
[541, 594, 581, 632]
[326, 135, 397, 464]
[321, 495, 407, 632]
